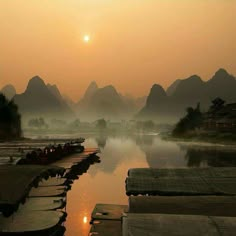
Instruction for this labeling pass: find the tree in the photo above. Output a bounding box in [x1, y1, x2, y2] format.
[209, 97, 225, 112]
[0, 94, 22, 139]
[28, 117, 48, 129]
[96, 119, 107, 130]
[172, 103, 203, 136]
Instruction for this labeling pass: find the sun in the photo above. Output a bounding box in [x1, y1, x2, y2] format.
[83, 35, 90, 43]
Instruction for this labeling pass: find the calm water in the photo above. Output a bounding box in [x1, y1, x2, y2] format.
[58, 134, 236, 236]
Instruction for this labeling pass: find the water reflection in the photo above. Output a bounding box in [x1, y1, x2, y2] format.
[95, 135, 107, 149]
[134, 135, 187, 168]
[181, 145, 236, 167]
[23, 133, 236, 236]
[83, 216, 88, 224]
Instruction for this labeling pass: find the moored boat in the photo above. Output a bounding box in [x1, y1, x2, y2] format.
[17, 139, 85, 165]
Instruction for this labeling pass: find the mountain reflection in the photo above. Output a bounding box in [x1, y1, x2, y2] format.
[135, 135, 154, 146]
[89, 134, 236, 174]
[134, 135, 187, 168]
[183, 146, 236, 167]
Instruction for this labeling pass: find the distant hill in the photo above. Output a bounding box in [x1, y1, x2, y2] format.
[82, 81, 98, 103]
[138, 84, 170, 121]
[76, 82, 130, 120]
[137, 69, 236, 123]
[166, 79, 181, 96]
[205, 69, 236, 103]
[77, 81, 98, 109]
[1, 84, 16, 100]
[13, 76, 75, 119]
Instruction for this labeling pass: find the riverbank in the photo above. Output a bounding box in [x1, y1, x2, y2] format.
[161, 131, 236, 146]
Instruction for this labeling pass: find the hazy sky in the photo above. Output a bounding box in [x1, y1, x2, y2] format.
[0, 0, 235, 101]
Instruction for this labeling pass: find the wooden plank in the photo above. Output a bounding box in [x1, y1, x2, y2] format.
[128, 168, 236, 178]
[18, 197, 66, 211]
[0, 157, 20, 165]
[129, 196, 236, 216]
[53, 156, 88, 166]
[0, 211, 65, 233]
[29, 186, 67, 197]
[90, 220, 122, 236]
[126, 177, 236, 196]
[38, 178, 68, 187]
[122, 214, 236, 236]
[51, 148, 99, 169]
[91, 204, 128, 221]
[0, 165, 64, 216]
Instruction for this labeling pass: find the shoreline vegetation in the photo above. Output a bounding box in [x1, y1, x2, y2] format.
[169, 98, 236, 146]
[0, 93, 22, 141]
[162, 132, 236, 146]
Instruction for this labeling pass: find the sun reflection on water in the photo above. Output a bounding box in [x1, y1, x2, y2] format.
[83, 216, 88, 224]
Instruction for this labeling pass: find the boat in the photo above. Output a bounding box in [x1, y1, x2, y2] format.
[17, 139, 85, 165]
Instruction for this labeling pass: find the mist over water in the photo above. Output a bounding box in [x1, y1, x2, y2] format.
[23, 132, 236, 235]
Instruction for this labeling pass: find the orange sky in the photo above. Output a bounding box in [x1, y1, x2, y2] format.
[0, 0, 235, 101]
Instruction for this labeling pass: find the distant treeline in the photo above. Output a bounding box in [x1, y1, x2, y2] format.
[0, 94, 22, 140]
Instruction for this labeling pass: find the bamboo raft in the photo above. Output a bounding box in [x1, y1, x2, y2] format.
[126, 168, 236, 196]
[122, 213, 236, 236]
[90, 167, 236, 236]
[0, 165, 65, 216]
[0, 139, 101, 236]
[0, 138, 85, 165]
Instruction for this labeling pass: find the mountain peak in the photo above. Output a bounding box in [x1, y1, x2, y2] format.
[14, 76, 74, 118]
[82, 81, 98, 100]
[101, 85, 116, 92]
[215, 68, 229, 76]
[171, 75, 203, 98]
[87, 81, 98, 92]
[150, 84, 166, 96]
[211, 68, 234, 81]
[146, 84, 166, 107]
[26, 76, 46, 92]
[187, 75, 202, 81]
[30, 75, 44, 83]
[89, 81, 98, 88]
[95, 85, 120, 98]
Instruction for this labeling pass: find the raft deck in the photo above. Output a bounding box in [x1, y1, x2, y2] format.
[0, 165, 64, 216]
[122, 213, 236, 236]
[126, 167, 236, 196]
[0, 143, 101, 235]
[90, 167, 236, 236]
[90, 204, 127, 236]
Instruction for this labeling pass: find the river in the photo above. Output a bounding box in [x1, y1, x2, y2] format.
[38, 133, 235, 236]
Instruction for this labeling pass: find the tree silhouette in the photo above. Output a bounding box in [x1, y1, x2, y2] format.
[0, 94, 22, 139]
[209, 97, 225, 112]
[172, 103, 203, 136]
[96, 119, 107, 130]
[28, 117, 48, 129]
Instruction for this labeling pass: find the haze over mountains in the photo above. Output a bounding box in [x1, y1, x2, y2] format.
[1, 68, 235, 124]
[138, 69, 236, 123]
[76, 81, 143, 120]
[13, 76, 74, 120]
